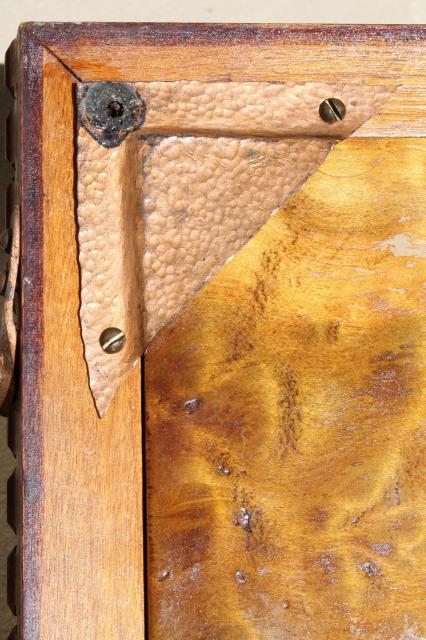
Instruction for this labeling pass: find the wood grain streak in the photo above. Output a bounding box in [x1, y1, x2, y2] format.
[26, 23, 426, 137]
[146, 138, 426, 640]
[22, 48, 145, 639]
[19, 28, 44, 640]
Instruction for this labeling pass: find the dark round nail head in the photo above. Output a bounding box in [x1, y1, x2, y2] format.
[319, 98, 346, 124]
[80, 82, 146, 147]
[100, 327, 126, 354]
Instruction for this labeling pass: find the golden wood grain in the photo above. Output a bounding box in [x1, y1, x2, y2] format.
[145, 137, 426, 639]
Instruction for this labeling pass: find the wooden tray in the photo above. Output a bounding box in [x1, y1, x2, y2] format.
[5, 23, 426, 639]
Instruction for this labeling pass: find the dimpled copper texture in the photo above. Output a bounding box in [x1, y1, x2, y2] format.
[77, 81, 395, 416]
[136, 81, 394, 139]
[142, 136, 334, 337]
[77, 130, 145, 415]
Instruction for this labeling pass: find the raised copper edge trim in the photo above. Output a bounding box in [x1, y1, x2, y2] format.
[77, 80, 397, 142]
[1, 39, 19, 416]
[0, 204, 20, 411]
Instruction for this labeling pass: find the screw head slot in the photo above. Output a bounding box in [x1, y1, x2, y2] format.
[100, 327, 126, 354]
[319, 98, 346, 124]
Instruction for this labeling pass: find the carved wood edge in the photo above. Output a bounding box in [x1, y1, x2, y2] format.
[76, 80, 396, 415]
[3, 37, 20, 640]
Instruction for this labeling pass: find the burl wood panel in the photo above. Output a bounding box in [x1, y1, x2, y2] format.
[145, 137, 426, 639]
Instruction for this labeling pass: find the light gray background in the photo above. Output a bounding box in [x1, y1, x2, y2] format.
[1, 2, 426, 638]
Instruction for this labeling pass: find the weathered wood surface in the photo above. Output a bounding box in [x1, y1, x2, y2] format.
[15, 35, 145, 639]
[29, 23, 426, 137]
[146, 137, 426, 639]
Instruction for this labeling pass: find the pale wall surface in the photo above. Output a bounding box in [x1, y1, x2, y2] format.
[1, 1, 426, 638]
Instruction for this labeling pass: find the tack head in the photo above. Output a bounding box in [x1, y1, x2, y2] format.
[79, 82, 146, 148]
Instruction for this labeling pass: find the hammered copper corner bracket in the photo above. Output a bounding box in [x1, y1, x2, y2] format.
[76, 80, 396, 416]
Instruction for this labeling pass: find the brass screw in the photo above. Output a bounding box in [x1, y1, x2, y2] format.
[100, 327, 126, 354]
[319, 98, 346, 124]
